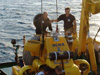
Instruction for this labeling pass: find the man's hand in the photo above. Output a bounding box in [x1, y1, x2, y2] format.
[50, 19, 58, 23]
[50, 20, 54, 23]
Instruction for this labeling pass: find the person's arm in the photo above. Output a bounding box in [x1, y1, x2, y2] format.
[47, 19, 53, 31]
[50, 19, 59, 22]
[73, 20, 77, 34]
[51, 14, 63, 23]
[48, 23, 52, 31]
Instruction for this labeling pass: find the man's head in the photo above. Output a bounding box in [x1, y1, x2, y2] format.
[65, 7, 70, 15]
[55, 66, 62, 75]
[43, 65, 50, 75]
[43, 12, 48, 19]
[39, 64, 47, 71]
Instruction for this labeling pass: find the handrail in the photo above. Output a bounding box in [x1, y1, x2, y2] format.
[0, 62, 17, 68]
[0, 69, 7, 75]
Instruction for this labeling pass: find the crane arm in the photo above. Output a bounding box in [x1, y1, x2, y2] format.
[78, 0, 100, 55]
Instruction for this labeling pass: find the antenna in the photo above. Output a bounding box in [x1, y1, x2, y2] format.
[41, 0, 43, 13]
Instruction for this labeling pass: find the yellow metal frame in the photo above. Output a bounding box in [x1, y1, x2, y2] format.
[74, 59, 90, 75]
[78, 0, 100, 74]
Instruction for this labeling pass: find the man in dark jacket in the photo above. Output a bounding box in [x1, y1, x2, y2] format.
[33, 12, 52, 34]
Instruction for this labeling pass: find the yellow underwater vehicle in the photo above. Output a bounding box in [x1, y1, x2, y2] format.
[1, 0, 100, 75]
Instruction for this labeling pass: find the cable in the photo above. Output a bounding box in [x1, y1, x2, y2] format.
[56, 0, 58, 18]
[56, 0, 59, 33]
[40, 0, 45, 50]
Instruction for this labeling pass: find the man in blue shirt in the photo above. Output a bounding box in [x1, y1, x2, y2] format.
[35, 65, 50, 75]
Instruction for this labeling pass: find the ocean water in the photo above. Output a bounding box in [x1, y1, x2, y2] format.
[0, 0, 100, 64]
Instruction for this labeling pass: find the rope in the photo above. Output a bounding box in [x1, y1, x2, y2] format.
[94, 27, 100, 41]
